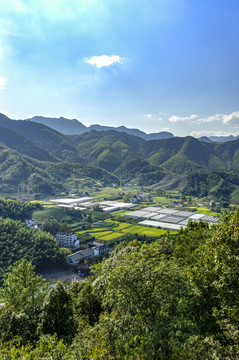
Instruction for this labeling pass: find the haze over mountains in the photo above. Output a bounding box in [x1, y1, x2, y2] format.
[12, 113, 238, 143]
[26, 115, 174, 140]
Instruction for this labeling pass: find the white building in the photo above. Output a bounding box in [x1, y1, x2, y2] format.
[56, 232, 79, 248]
[90, 242, 108, 256]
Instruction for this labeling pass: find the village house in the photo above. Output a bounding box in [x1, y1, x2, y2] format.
[67, 241, 108, 265]
[88, 241, 108, 255]
[56, 232, 79, 248]
[67, 248, 94, 265]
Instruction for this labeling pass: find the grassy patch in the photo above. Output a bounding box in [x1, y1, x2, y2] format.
[141, 229, 175, 236]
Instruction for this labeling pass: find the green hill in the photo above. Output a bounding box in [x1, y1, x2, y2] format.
[1, 113, 239, 202]
[0, 114, 84, 163]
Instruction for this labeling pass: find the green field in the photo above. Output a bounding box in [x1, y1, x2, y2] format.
[112, 210, 131, 215]
[32, 207, 72, 222]
[186, 206, 220, 217]
[100, 232, 123, 241]
[76, 220, 175, 242]
[30, 200, 57, 207]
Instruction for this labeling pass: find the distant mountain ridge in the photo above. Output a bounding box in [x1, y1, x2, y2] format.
[27, 116, 88, 135]
[20, 114, 174, 140]
[208, 135, 239, 143]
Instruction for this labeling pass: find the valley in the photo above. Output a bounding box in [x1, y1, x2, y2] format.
[0, 113, 238, 359]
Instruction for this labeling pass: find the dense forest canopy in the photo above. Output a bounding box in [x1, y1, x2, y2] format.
[0, 197, 42, 221]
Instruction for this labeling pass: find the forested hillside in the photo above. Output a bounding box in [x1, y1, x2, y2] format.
[1, 211, 239, 359]
[0, 144, 119, 195]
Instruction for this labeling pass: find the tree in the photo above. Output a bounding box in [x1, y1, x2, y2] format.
[1, 259, 45, 312]
[75, 281, 102, 326]
[41, 219, 61, 235]
[90, 241, 194, 359]
[38, 282, 77, 343]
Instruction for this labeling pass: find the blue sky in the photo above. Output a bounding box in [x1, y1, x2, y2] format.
[0, 0, 239, 136]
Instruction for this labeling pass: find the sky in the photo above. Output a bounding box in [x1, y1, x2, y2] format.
[0, 0, 239, 137]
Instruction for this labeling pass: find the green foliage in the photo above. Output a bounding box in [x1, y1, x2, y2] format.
[0, 334, 67, 359]
[173, 220, 211, 266]
[89, 241, 194, 359]
[189, 210, 239, 354]
[41, 219, 72, 235]
[75, 280, 102, 326]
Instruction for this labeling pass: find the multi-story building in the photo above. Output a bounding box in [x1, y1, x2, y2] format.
[56, 232, 79, 248]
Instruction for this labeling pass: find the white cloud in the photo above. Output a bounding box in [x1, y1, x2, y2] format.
[190, 130, 239, 137]
[169, 114, 199, 123]
[84, 55, 123, 68]
[222, 111, 239, 127]
[194, 111, 239, 126]
[142, 113, 163, 121]
[0, 77, 7, 89]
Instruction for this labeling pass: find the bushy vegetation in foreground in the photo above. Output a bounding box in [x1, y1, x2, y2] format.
[1, 211, 239, 359]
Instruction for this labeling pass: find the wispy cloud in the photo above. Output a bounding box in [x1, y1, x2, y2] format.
[169, 114, 199, 123]
[142, 113, 164, 121]
[84, 55, 123, 68]
[169, 111, 239, 127]
[195, 113, 224, 124]
[0, 77, 8, 89]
